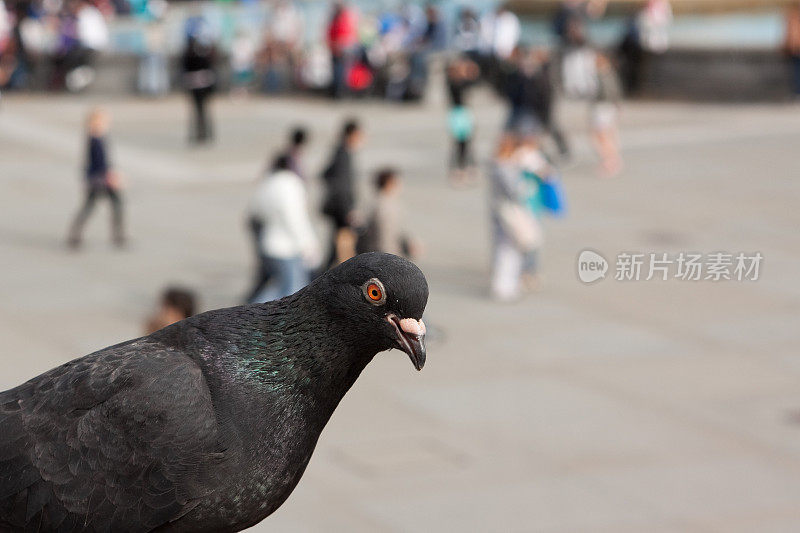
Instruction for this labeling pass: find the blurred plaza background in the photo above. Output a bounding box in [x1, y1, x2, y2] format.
[2, 0, 800, 531]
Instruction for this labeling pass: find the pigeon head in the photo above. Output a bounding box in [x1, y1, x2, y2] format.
[312, 253, 429, 370]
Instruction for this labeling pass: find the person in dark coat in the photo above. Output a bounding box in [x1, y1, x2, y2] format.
[321, 119, 363, 270]
[67, 108, 126, 248]
[505, 47, 570, 157]
[182, 33, 217, 144]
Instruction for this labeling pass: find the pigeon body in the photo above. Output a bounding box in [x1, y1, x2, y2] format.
[0, 253, 428, 532]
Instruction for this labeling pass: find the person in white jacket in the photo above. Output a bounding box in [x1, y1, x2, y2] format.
[248, 155, 320, 303]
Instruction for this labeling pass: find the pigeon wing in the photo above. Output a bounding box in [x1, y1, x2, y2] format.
[0, 338, 227, 532]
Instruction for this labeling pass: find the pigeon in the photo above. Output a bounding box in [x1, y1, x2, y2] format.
[0, 252, 428, 532]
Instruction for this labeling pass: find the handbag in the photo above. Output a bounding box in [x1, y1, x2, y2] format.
[539, 177, 566, 216]
[498, 201, 544, 252]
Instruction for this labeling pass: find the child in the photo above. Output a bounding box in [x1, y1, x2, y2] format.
[446, 55, 480, 184]
[489, 133, 540, 301]
[144, 286, 197, 334]
[67, 108, 126, 249]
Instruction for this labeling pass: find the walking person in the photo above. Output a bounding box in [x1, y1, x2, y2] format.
[618, 0, 671, 95]
[67, 108, 126, 249]
[479, 3, 521, 88]
[356, 168, 420, 258]
[248, 155, 320, 303]
[505, 47, 570, 158]
[326, 1, 358, 99]
[182, 31, 217, 144]
[488, 133, 540, 301]
[446, 55, 480, 184]
[320, 119, 363, 270]
[245, 125, 311, 302]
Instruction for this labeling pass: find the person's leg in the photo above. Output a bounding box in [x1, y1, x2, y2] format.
[189, 89, 203, 142]
[245, 220, 268, 301]
[792, 55, 800, 95]
[521, 248, 544, 291]
[107, 187, 125, 245]
[267, 256, 308, 300]
[197, 90, 210, 141]
[633, 49, 649, 95]
[591, 104, 620, 176]
[550, 125, 570, 157]
[325, 212, 354, 269]
[456, 139, 468, 169]
[335, 227, 356, 265]
[593, 127, 622, 177]
[491, 233, 523, 301]
[246, 254, 273, 303]
[523, 249, 538, 275]
[283, 256, 309, 297]
[201, 89, 213, 141]
[449, 138, 461, 171]
[254, 256, 288, 303]
[323, 238, 338, 272]
[619, 47, 636, 95]
[544, 112, 570, 157]
[322, 216, 340, 271]
[464, 136, 476, 167]
[67, 187, 99, 247]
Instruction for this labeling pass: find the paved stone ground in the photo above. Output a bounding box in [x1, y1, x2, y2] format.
[1, 90, 799, 532]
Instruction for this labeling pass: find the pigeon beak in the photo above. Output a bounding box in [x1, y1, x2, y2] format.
[387, 315, 426, 371]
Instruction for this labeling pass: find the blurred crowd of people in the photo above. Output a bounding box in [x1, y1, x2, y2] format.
[7, 0, 800, 102]
[442, 0, 654, 299]
[1, 0, 678, 102]
[48, 0, 683, 321]
[227, 1, 521, 102]
[244, 118, 420, 303]
[0, 0, 120, 92]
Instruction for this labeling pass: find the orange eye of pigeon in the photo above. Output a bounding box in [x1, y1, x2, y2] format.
[367, 283, 382, 301]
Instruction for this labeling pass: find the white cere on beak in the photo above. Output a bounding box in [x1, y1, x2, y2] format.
[399, 318, 426, 337]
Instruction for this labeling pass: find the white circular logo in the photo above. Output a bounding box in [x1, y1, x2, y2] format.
[577, 250, 608, 284]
